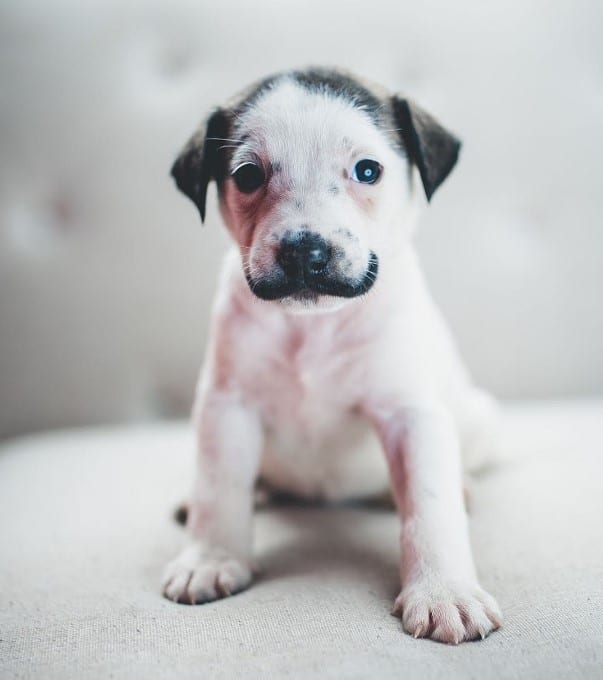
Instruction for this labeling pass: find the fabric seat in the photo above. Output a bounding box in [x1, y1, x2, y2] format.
[1, 401, 602, 679]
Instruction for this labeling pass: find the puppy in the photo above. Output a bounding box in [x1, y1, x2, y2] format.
[163, 68, 502, 644]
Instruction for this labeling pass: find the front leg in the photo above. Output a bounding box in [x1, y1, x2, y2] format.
[368, 404, 502, 643]
[162, 390, 263, 604]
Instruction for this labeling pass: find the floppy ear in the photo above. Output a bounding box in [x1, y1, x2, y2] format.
[391, 96, 461, 201]
[170, 108, 230, 222]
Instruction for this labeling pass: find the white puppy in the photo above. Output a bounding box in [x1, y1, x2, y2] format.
[163, 68, 502, 644]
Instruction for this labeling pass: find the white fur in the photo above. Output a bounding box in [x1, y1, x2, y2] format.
[162, 78, 502, 643]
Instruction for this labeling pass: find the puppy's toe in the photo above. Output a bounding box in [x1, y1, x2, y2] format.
[162, 543, 252, 605]
[393, 579, 502, 644]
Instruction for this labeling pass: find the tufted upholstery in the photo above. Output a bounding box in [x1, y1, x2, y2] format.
[1, 1, 603, 437]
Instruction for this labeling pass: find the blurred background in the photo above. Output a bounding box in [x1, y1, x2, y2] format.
[1, 0, 602, 440]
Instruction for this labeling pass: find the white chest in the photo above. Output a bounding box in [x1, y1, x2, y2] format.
[232, 322, 389, 500]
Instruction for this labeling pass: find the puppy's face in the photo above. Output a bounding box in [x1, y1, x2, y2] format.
[222, 80, 408, 311]
[172, 69, 460, 312]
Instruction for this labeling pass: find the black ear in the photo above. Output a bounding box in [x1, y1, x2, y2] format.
[391, 97, 461, 201]
[170, 108, 230, 222]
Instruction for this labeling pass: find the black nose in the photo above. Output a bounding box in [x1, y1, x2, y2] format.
[277, 232, 332, 278]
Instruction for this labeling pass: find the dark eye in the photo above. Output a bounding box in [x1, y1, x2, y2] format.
[232, 162, 265, 193]
[352, 159, 382, 184]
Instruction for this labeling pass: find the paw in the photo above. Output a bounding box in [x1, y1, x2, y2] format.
[393, 579, 502, 644]
[162, 543, 253, 605]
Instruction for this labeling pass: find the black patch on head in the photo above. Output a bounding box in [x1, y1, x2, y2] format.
[291, 68, 384, 124]
[230, 68, 386, 127]
[390, 97, 461, 201]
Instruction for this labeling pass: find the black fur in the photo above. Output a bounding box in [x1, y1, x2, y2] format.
[247, 245, 379, 301]
[391, 97, 461, 201]
[291, 68, 385, 124]
[174, 504, 188, 526]
[170, 108, 231, 222]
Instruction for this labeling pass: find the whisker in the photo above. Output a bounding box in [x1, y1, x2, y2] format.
[206, 137, 245, 144]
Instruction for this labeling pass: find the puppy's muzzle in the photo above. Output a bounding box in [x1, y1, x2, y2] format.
[247, 231, 379, 302]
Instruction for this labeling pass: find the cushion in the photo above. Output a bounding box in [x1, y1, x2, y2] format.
[1, 401, 602, 678]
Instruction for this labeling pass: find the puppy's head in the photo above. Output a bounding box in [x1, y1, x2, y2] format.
[172, 68, 460, 312]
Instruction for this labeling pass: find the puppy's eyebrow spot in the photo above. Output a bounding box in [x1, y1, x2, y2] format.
[328, 184, 340, 195]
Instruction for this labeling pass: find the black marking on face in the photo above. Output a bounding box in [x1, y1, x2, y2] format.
[246, 230, 379, 302]
[271, 161, 282, 174]
[328, 184, 340, 195]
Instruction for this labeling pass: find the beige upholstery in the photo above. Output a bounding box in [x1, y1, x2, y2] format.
[1, 401, 602, 678]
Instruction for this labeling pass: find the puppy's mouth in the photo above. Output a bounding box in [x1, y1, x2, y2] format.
[245, 251, 379, 302]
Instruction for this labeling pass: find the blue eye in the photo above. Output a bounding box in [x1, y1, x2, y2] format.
[352, 159, 382, 184]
